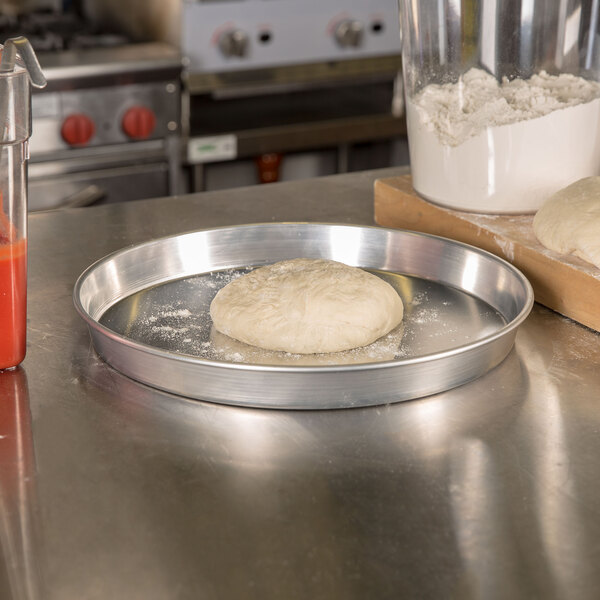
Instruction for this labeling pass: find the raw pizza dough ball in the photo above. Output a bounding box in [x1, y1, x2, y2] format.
[209, 258, 404, 354]
[533, 176, 600, 269]
[209, 326, 405, 365]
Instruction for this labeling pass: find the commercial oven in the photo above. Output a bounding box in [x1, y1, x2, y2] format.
[84, 0, 407, 191]
[0, 5, 183, 210]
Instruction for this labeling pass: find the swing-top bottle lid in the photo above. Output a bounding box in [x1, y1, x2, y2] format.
[0, 36, 46, 144]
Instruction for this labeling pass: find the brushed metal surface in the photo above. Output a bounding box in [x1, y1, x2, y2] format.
[9, 167, 600, 599]
[37, 42, 182, 85]
[73, 223, 533, 409]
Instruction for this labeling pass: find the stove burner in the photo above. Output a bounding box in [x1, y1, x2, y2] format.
[0, 10, 130, 52]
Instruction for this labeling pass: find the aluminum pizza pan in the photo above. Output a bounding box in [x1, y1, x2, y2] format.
[73, 223, 534, 410]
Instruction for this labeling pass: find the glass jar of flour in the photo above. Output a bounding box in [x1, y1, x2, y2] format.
[399, 1, 600, 213]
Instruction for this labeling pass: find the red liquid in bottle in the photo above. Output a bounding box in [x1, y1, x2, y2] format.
[0, 237, 27, 369]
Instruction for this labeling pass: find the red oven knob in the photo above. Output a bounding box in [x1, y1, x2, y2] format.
[61, 114, 95, 147]
[122, 106, 156, 140]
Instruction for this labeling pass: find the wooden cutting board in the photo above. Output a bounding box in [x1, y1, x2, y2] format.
[374, 174, 600, 332]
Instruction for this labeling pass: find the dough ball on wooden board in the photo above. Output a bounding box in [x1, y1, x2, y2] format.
[533, 176, 600, 269]
[209, 258, 404, 354]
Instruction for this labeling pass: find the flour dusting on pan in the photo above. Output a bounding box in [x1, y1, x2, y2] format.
[99, 267, 505, 366]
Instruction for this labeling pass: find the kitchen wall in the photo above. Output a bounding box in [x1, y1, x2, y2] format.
[0, 0, 60, 15]
[81, 0, 180, 43]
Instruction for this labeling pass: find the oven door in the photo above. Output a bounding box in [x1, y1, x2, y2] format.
[28, 162, 171, 211]
[27, 139, 179, 211]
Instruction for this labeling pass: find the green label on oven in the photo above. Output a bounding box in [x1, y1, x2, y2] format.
[188, 135, 237, 163]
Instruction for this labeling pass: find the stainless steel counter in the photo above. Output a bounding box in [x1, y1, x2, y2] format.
[3, 167, 600, 599]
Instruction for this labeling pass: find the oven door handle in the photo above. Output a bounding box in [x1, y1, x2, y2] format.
[60, 185, 107, 209]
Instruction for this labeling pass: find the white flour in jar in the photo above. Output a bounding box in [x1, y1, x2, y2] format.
[406, 68, 600, 213]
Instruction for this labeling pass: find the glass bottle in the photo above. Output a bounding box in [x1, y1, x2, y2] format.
[0, 38, 46, 370]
